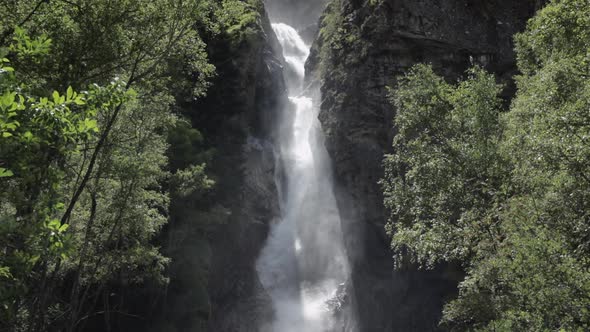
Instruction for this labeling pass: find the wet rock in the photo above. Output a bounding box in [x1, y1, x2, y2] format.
[164, 3, 289, 331]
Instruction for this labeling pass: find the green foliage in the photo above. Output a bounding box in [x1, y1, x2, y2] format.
[63, 90, 173, 290]
[171, 164, 215, 198]
[443, 197, 590, 331]
[382, 65, 505, 269]
[218, 0, 262, 40]
[0, 35, 128, 329]
[0, 0, 268, 329]
[317, 0, 367, 76]
[1, 0, 216, 95]
[9, 27, 51, 61]
[191, 0, 264, 49]
[515, 0, 590, 75]
[167, 120, 212, 171]
[382, 0, 590, 330]
[0, 0, 271, 329]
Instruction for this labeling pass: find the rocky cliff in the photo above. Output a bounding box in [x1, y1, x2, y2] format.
[201, 9, 286, 332]
[163, 0, 548, 330]
[308, 0, 543, 330]
[157, 2, 289, 331]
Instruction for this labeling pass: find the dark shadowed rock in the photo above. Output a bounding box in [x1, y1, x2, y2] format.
[203, 8, 288, 332]
[156, 3, 289, 331]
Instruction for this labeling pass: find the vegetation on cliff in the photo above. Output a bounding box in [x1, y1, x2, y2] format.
[4, 0, 589, 330]
[0, 0, 266, 331]
[382, 0, 590, 330]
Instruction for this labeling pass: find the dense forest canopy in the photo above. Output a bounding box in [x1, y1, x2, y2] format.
[382, 0, 590, 330]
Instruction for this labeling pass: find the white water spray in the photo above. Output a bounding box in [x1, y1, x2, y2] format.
[255, 21, 350, 332]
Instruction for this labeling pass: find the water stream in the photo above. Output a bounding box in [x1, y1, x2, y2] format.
[255, 20, 350, 332]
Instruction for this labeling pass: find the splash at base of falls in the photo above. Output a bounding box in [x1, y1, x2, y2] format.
[258, 279, 343, 332]
[255, 22, 351, 332]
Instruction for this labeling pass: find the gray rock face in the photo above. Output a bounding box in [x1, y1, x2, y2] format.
[206, 138, 280, 332]
[195, 7, 289, 332]
[309, 0, 543, 330]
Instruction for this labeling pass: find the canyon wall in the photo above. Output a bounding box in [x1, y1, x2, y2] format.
[172, 1, 547, 331]
[308, 0, 543, 330]
[159, 3, 288, 331]
[202, 9, 285, 332]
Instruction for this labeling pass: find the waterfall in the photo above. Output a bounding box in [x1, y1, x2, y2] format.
[255, 20, 351, 332]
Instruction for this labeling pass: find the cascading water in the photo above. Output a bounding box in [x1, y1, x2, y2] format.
[255, 19, 351, 332]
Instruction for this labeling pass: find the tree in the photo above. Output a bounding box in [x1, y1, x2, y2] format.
[0, 0, 217, 330]
[1, 0, 272, 330]
[382, 0, 590, 330]
[0, 32, 129, 330]
[382, 64, 505, 269]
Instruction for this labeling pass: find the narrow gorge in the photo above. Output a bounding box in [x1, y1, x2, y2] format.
[134, 0, 552, 330]
[256, 21, 350, 331]
[4, 0, 590, 331]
